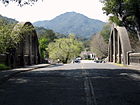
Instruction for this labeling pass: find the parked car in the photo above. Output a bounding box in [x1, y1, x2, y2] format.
[76, 57, 82, 60]
[94, 60, 103, 63]
[74, 59, 80, 63]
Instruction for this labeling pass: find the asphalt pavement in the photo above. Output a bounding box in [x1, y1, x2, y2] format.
[0, 62, 140, 105]
[0, 64, 51, 85]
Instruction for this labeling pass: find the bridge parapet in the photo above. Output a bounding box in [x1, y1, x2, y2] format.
[128, 53, 140, 65]
[0, 22, 40, 68]
[108, 24, 132, 65]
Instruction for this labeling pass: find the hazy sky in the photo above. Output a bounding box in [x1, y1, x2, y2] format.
[0, 0, 108, 22]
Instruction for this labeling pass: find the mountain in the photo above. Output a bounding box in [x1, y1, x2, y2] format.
[34, 12, 105, 38]
[0, 15, 17, 24]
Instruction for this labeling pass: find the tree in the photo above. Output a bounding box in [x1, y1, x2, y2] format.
[40, 29, 57, 42]
[90, 23, 111, 58]
[0, 19, 15, 54]
[39, 37, 49, 58]
[48, 34, 83, 63]
[0, 0, 40, 6]
[38, 28, 57, 59]
[90, 34, 108, 58]
[100, 23, 111, 43]
[101, 0, 140, 40]
[55, 32, 66, 39]
[0, 18, 34, 54]
[36, 27, 57, 41]
[36, 27, 66, 39]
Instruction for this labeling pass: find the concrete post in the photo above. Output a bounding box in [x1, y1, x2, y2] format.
[118, 36, 121, 64]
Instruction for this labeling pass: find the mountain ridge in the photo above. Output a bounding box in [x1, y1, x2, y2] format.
[0, 15, 17, 24]
[34, 12, 105, 38]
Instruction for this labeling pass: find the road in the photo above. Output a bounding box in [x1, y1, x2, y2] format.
[0, 62, 140, 105]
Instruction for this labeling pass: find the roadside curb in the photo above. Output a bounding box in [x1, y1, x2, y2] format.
[113, 63, 127, 67]
[0, 64, 52, 85]
[108, 62, 140, 71]
[126, 65, 140, 71]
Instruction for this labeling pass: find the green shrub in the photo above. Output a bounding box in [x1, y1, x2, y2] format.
[0, 64, 10, 70]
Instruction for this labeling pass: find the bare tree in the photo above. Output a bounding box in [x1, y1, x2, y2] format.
[90, 34, 108, 58]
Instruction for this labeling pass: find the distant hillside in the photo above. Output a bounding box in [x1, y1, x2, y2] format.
[34, 12, 105, 38]
[0, 15, 17, 24]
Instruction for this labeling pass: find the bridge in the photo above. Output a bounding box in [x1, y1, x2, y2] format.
[1, 21, 140, 67]
[108, 24, 140, 65]
[0, 21, 140, 105]
[0, 22, 40, 67]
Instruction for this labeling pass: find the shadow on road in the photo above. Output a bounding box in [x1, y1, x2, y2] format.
[47, 64, 64, 68]
[0, 68, 140, 105]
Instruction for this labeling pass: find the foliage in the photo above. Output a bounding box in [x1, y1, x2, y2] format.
[0, 64, 10, 70]
[90, 23, 111, 58]
[38, 28, 57, 59]
[39, 37, 49, 58]
[100, 23, 111, 43]
[48, 34, 83, 63]
[36, 27, 66, 39]
[0, 19, 14, 54]
[129, 33, 140, 52]
[0, 0, 40, 6]
[82, 39, 91, 51]
[101, 0, 140, 39]
[39, 29, 57, 41]
[55, 32, 67, 39]
[13, 23, 35, 43]
[0, 15, 17, 24]
[0, 19, 35, 54]
[90, 34, 108, 58]
[36, 27, 56, 40]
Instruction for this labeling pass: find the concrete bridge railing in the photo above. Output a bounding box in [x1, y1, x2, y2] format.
[128, 53, 140, 65]
[108, 24, 140, 66]
[108, 24, 132, 65]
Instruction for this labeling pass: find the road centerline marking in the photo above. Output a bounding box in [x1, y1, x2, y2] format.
[82, 64, 98, 105]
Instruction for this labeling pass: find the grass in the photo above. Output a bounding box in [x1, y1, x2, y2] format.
[0, 64, 10, 70]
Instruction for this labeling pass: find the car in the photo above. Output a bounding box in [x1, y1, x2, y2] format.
[94, 60, 102, 63]
[76, 57, 82, 60]
[74, 59, 80, 63]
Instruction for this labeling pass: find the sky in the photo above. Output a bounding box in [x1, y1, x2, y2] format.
[0, 0, 108, 23]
